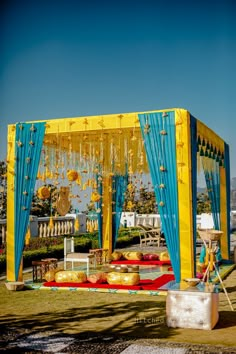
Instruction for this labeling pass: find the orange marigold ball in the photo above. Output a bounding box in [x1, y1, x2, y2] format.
[67, 170, 78, 182]
[37, 186, 50, 200]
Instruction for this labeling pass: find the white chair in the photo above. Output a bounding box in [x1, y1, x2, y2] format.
[64, 237, 95, 276]
[137, 224, 164, 247]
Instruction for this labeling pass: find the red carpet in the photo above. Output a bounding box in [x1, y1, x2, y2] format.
[111, 260, 171, 265]
[43, 274, 175, 291]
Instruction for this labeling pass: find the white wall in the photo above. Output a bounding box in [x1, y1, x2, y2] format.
[120, 212, 222, 230]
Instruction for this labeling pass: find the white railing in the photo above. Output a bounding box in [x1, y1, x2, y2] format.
[38, 217, 74, 238]
[121, 212, 236, 230]
[0, 215, 75, 244]
[1, 211, 236, 245]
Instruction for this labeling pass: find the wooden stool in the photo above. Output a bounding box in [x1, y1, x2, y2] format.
[89, 248, 108, 265]
[32, 261, 50, 283]
[41, 258, 58, 270]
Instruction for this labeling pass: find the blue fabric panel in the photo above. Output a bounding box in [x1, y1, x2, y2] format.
[14, 122, 45, 279]
[112, 174, 128, 250]
[138, 112, 180, 282]
[95, 173, 103, 248]
[224, 142, 231, 256]
[199, 246, 206, 263]
[190, 115, 197, 275]
[203, 161, 220, 230]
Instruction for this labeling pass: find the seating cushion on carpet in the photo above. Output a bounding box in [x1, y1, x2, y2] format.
[43, 274, 175, 291]
[110, 260, 171, 265]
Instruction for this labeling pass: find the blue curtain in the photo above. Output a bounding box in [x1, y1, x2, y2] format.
[95, 173, 103, 248]
[190, 115, 197, 273]
[138, 112, 180, 282]
[14, 122, 45, 279]
[112, 174, 128, 250]
[202, 160, 220, 230]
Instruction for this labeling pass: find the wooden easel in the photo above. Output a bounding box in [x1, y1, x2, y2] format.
[200, 231, 234, 311]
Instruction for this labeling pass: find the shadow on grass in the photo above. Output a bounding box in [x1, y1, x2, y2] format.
[224, 285, 236, 293]
[215, 311, 236, 329]
[0, 297, 177, 341]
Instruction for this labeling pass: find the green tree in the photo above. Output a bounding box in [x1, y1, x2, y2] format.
[123, 185, 158, 214]
[197, 193, 212, 214]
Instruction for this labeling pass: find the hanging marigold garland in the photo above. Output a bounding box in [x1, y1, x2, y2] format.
[37, 186, 50, 200]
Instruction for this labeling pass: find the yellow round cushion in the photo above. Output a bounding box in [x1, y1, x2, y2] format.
[55, 271, 87, 283]
[122, 251, 143, 261]
[107, 272, 140, 286]
[159, 251, 170, 261]
[44, 269, 59, 282]
[111, 251, 122, 261]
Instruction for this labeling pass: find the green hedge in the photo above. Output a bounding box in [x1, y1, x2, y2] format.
[0, 229, 140, 274]
[0, 238, 92, 274]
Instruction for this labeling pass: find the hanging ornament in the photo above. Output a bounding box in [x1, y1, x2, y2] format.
[67, 169, 78, 182]
[127, 201, 134, 211]
[49, 216, 54, 230]
[127, 183, 134, 192]
[56, 186, 71, 216]
[37, 186, 50, 200]
[160, 130, 167, 135]
[30, 123, 36, 132]
[74, 218, 80, 232]
[17, 140, 24, 148]
[25, 226, 31, 246]
[91, 191, 101, 202]
[144, 115, 150, 134]
[144, 123, 150, 134]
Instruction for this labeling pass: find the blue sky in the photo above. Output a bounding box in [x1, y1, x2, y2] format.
[1, 0, 236, 180]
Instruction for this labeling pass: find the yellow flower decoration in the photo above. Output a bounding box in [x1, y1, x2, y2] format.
[91, 191, 101, 202]
[127, 201, 134, 210]
[127, 183, 134, 192]
[37, 186, 50, 200]
[67, 170, 78, 182]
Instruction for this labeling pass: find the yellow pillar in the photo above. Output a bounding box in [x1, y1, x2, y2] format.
[175, 109, 195, 280]
[220, 166, 229, 259]
[102, 176, 113, 256]
[6, 125, 17, 281]
[18, 258, 23, 282]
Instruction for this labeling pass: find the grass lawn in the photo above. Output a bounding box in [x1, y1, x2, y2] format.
[1, 268, 236, 349]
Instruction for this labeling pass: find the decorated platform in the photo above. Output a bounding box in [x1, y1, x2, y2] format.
[23, 262, 235, 296]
